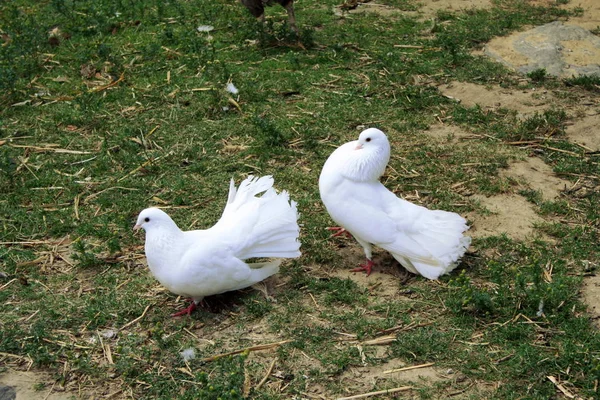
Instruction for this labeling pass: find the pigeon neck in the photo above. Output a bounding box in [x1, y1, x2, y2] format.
[145, 223, 182, 250]
[144, 224, 183, 277]
[342, 144, 390, 182]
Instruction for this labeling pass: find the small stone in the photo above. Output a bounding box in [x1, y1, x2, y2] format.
[485, 22, 600, 78]
[0, 386, 17, 400]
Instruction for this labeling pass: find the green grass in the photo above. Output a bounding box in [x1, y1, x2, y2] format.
[1, 0, 599, 398]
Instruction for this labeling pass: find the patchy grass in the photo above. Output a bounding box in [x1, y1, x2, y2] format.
[1, 0, 599, 398]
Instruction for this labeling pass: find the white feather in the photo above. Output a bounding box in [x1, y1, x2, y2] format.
[226, 82, 239, 95]
[180, 348, 196, 361]
[135, 176, 301, 305]
[319, 128, 470, 279]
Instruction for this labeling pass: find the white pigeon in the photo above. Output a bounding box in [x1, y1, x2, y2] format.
[134, 175, 301, 316]
[319, 128, 471, 279]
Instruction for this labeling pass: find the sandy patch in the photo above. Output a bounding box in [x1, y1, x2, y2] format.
[438, 81, 555, 119]
[562, 39, 600, 68]
[501, 157, 570, 200]
[328, 266, 402, 300]
[469, 194, 544, 240]
[421, 124, 474, 143]
[0, 371, 76, 400]
[328, 242, 418, 284]
[339, 357, 491, 398]
[340, 357, 446, 390]
[565, 114, 600, 152]
[334, 0, 493, 19]
[415, 0, 494, 19]
[582, 273, 600, 329]
[562, 0, 600, 31]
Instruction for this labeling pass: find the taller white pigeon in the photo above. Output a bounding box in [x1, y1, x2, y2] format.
[134, 175, 301, 316]
[319, 128, 470, 279]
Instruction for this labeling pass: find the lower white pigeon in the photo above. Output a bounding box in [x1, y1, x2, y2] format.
[319, 128, 471, 279]
[134, 175, 301, 316]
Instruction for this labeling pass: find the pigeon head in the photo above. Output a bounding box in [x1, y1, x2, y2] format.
[134, 207, 179, 232]
[337, 128, 390, 182]
[355, 128, 388, 151]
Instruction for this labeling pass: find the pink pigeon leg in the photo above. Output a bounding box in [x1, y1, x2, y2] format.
[326, 227, 353, 238]
[351, 259, 375, 276]
[171, 300, 198, 317]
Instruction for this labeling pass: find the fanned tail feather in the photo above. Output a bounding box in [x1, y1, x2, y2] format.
[217, 176, 301, 260]
[240, 193, 301, 259]
[389, 210, 470, 280]
[220, 175, 274, 219]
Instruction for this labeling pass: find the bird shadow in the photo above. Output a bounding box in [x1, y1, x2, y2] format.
[335, 244, 416, 284]
[198, 291, 249, 314]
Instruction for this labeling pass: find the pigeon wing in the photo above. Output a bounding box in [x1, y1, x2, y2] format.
[331, 195, 439, 265]
[174, 244, 255, 298]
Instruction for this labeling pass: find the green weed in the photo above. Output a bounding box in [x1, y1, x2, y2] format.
[0, 0, 598, 398]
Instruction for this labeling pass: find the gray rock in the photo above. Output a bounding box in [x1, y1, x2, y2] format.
[0, 386, 16, 400]
[485, 21, 600, 77]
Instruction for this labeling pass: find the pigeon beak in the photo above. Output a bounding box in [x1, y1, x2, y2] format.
[355, 143, 363, 150]
[133, 224, 141, 231]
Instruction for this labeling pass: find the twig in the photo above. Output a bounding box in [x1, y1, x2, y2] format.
[70, 156, 98, 165]
[0, 351, 30, 360]
[255, 357, 277, 391]
[384, 362, 435, 374]
[361, 335, 396, 346]
[378, 321, 432, 335]
[74, 194, 81, 220]
[336, 386, 413, 400]
[120, 304, 151, 331]
[98, 334, 114, 365]
[493, 353, 515, 364]
[84, 186, 139, 204]
[201, 340, 292, 363]
[161, 46, 183, 56]
[533, 145, 582, 157]
[547, 376, 575, 399]
[23, 309, 40, 322]
[42, 382, 56, 400]
[183, 327, 200, 339]
[177, 367, 194, 377]
[145, 125, 160, 139]
[308, 292, 319, 309]
[88, 72, 125, 93]
[9, 144, 92, 154]
[243, 362, 251, 397]
[228, 97, 242, 112]
[0, 278, 17, 291]
[117, 151, 173, 182]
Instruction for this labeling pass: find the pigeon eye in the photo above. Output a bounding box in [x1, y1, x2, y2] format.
[366, 138, 371, 142]
[144, 217, 150, 222]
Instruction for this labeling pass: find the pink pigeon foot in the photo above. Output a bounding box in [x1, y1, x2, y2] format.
[351, 259, 375, 276]
[171, 300, 198, 317]
[327, 226, 353, 238]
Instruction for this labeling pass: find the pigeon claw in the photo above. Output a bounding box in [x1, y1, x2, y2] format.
[327, 226, 353, 238]
[171, 301, 197, 317]
[351, 259, 375, 276]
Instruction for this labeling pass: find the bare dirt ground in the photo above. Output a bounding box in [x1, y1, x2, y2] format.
[413, 0, 493, 20]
